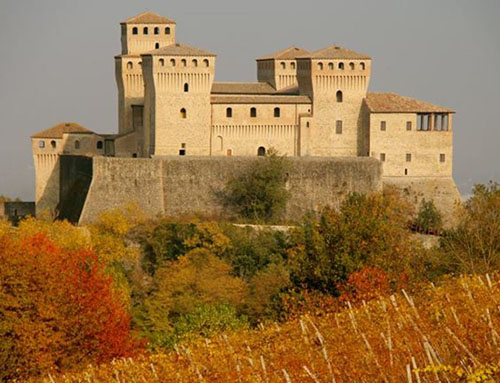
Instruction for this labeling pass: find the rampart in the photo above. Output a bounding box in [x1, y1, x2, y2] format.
[59, 156, 383, 224]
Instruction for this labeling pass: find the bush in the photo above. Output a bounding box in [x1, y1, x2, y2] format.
[413, 199, 443, 234]
[221, 149, 291, 222]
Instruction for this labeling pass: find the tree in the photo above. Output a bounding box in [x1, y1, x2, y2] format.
[221, 149, 291, 222]
[413, 199, 443, 234]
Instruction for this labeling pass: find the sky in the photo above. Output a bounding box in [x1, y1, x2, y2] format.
[0, 0, 499, 200]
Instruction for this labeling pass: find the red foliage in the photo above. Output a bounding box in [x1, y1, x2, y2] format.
[0, 233, 142, 381]
[339, 266, 399, 303]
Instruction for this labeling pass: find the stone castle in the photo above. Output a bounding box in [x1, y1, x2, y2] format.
[31, 12, 460, 223]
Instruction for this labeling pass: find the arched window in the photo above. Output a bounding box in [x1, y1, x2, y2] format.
[165, 27, 171, 35]
[257, 147, 266, 156]
[74, 140, 80, 149]
[336, 90, 343, 103]
[170, 59, 176, 67]
[159, 58, 165, 66]
[339, 62, 345, 70]
[349, 62, 355, 70]
[138, 61, 142, 67]
[96, 141, 103, 150]
[280, 62, 286, 69]
[192, 59, 198, 67]
[50, 140, 56, 148]
[184, 83, 189, 92]
[318, 62, 324, 70]
[226, 107, 232, 118]
[217, 135, 223, 151]
[154, 27, 160, 35]
[155, 42, 160, 49]
[328, 62, 334, 70]
[250, 107, 257, 118]
[274, 107, 280, 118]
[127, 61, 133, 69]
[291, 62, 296, 69]
[180, 108, 187, 119]
[181, 59, 187, 67]
[360, 62, 366, 70]
[132, 27, 138, 35]
[203, 59, 209, 67]
[143, 27, 148, 35]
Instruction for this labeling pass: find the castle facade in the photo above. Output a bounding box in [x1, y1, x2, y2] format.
[31, 12, 458, 220]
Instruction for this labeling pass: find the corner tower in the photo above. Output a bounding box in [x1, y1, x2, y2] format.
[297, 46, 372, 156]
[257, 46, 309, 90]
[116, 12, 176, 135]
[142, 43, 216, 156]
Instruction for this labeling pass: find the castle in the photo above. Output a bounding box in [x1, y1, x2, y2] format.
[31, 12, 460, 223]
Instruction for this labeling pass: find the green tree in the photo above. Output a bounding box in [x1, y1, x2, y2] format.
[413, 199, 443, 234]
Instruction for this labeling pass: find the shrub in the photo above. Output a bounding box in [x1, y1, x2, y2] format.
[413, 199, 443, 234]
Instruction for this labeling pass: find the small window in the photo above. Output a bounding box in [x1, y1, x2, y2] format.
[280, 62, 286, 69]
[74, 140, 80, 149]
[50, 140, 56, 148]
[257, 147, 266, 156]
[405, 168, 408, 175]
[181, 59, 187, 67]
[159, 58, 165, 66]
[154, 27, 160, 35]
[143, 27, 148, 35]
[132, 153, 137, 158]
[318, 62, 324, 70]
[339, 62, 345, 70]
[406, 153, 412, 162]
[39, 141, 45, 148]
[349, 62, 355, 70]
[440, 153, 446, 163]
[165, 27, 171, 35]
[181, 143, 186, 149]
[96, 141, 103, 150]
[406, 121, 412, 131]
[380, 153, 386, 162]
[360, 62, 366, 70]
[184, 83, 189, 92]
[336, 120, 342, 134]
[170, 59, 176, 67]
[226, 107, 232, 118]
[336, 90, 343, 103]
[226, 148, 233, 156]
[179, 149, 186, 156]
[155, 42, 160, 49]
[127, 61, 133, 69]
[217, 136, 223, 151]
[203, 59, 209, 67]
[180, 108, 187, 119]
[250, 107, 257, 118]
[328, 62, 334, 70]
[291, 62, 296, 70]
[132, 27, 138, 35]
[306, 122, 310, 128]
[274, 107, 280, 118]
[138, 61, 142, 67]
[192, 59, 198, 67]
[380, 121, 386, 131]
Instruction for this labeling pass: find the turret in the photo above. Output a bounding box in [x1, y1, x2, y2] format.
[256, 46, 308, 90]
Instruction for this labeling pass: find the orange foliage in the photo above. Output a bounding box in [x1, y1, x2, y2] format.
[338, 266, 393, 303]
[0, 231, 141, 381]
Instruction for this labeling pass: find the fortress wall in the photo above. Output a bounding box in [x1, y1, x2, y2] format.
[77, 156, 383, 223]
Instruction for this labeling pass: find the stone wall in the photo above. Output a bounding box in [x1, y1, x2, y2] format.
[77, 156, 383, 224]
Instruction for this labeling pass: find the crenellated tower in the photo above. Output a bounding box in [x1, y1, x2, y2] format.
[115, 12, 176, 135]
[141, 44, 216, 156]
[256, 46, 308, 90]
[297, 46, 372, 156]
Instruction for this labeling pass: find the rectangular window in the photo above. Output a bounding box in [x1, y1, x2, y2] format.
[336, 120, 342, 134]
[38, 141, 45, 148]
[406, 121, 412, 131]
[380, 121, 386, 131]
[181, 143, 186, 149]
[179, 149, 186, 156]
[380, 153, 386, 162]
[417, 114, 430, 131]
[440, 153, 446, 162]
[406, 153, 412, 162]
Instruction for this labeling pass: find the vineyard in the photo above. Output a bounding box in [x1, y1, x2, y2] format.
[43, 274, 500, 383]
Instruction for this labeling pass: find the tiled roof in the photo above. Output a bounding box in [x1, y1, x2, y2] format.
[257, 46, 310, 61]
[121, 11, 176, 25]
[212, 82, 276, 94]
[211, 95, 311, 104]
[31, 123, 93, 139]
[365, 93, 455, 113]
[143, 43, 216, 57]
[298, 45, 371, 60]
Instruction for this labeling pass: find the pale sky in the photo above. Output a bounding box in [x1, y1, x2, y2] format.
[0, 0, 499, 200]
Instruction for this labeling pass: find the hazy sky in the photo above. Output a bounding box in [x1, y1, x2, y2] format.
[0, 0, 499, 200]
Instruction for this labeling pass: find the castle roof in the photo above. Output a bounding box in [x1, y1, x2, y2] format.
[298, 45, 371, 60]
[365, 93, 455, 113]
[256, 46, 310, 61]
[31, 122, 94, 139]
[212, 82, 276, 95]
[121, 11, 176, 25]
[143, 43, 216, 57]
[211, 95, 311, 104]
